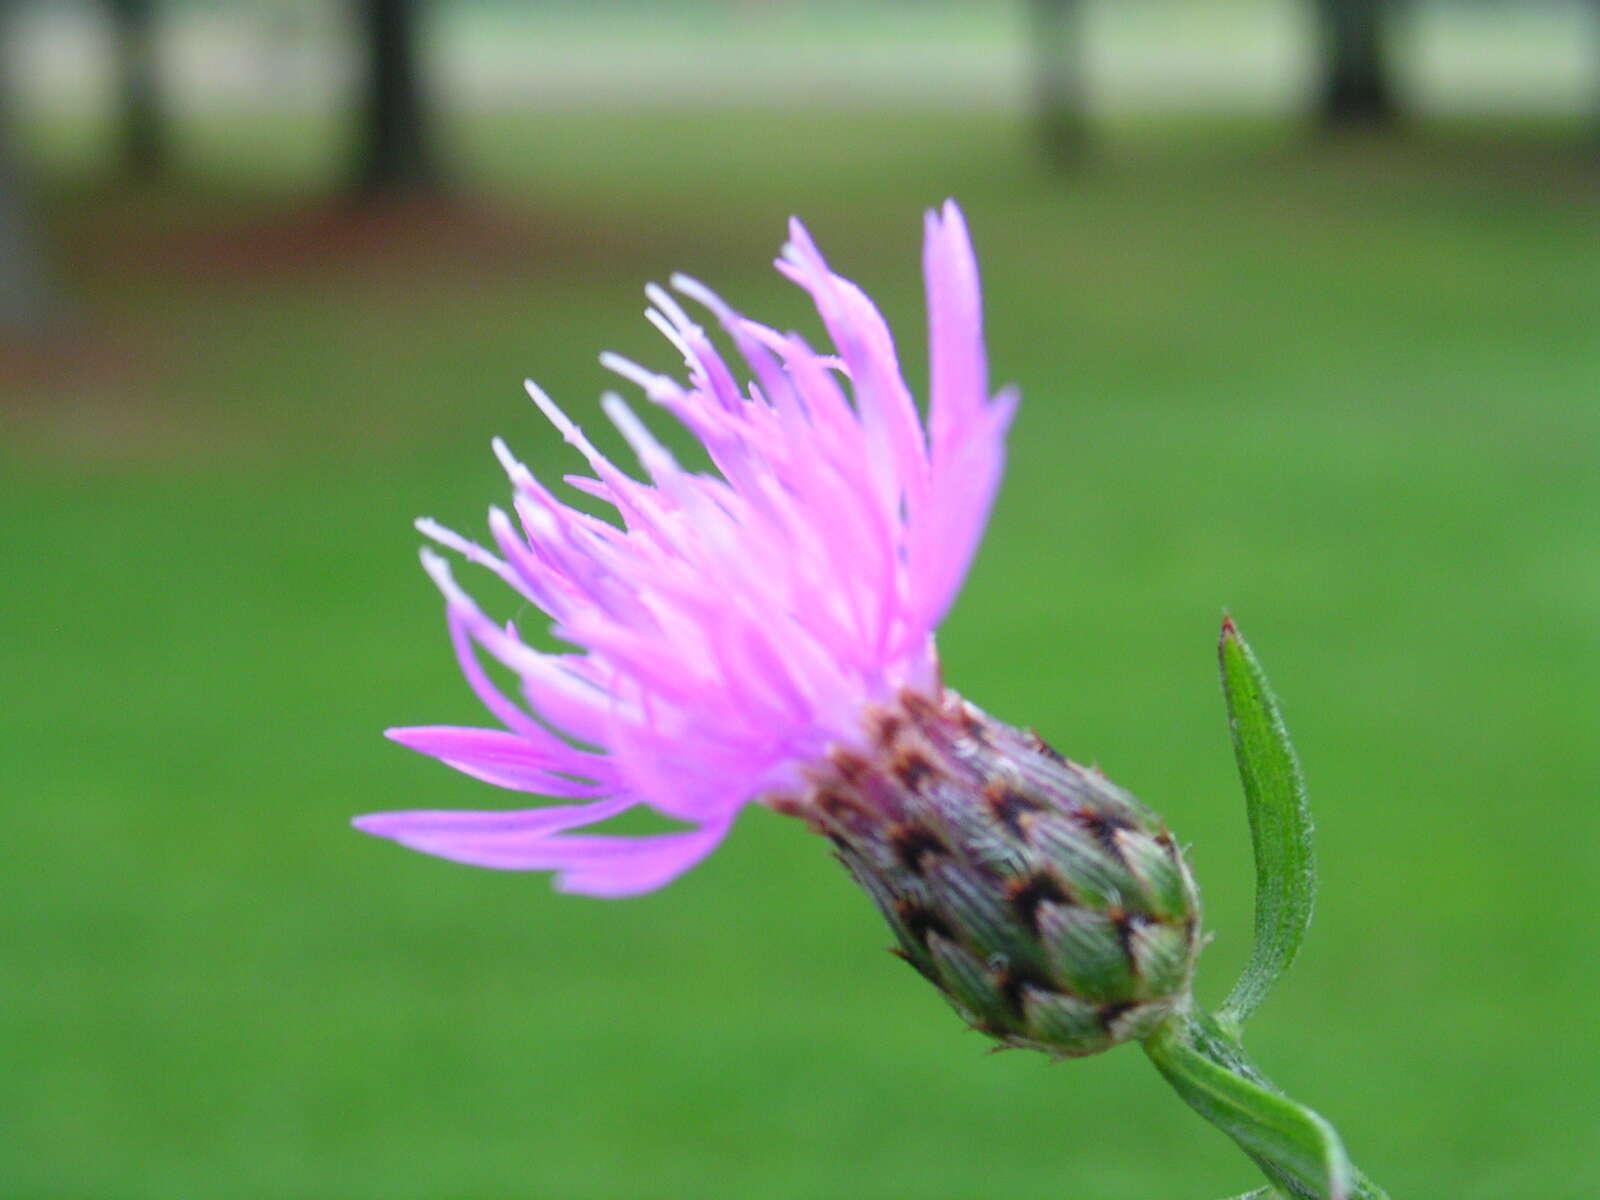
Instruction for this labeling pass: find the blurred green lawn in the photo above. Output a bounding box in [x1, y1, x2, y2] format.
[4, 110, 1599, 1197]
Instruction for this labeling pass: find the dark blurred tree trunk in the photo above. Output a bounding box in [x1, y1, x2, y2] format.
[106, 0, 168, 177]
[1, 1, 59, 331]
[1313, 0, 1398, 129]
[1029, 0, 1087, 164]
[352, 0, 436, 196]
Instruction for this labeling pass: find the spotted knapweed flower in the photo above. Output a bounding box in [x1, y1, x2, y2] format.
[358, 202, 1201, 1057]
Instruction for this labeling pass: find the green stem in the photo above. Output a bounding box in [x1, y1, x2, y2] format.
[1143, 1008, 1388, 1200]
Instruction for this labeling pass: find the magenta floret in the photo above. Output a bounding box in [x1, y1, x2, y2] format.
[355, 202, 1016, 896]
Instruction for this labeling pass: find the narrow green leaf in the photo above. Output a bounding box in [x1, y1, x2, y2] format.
[1217, 616, 1316, 1029]
[1144, 1017, 1353, 1200]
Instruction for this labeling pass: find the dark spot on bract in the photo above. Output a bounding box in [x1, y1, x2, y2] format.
[1026, 729, 1067, 764]
[767, 794, 807, 819]
[889, 822, 948, 874]
[1098, 1001, 1135, 1031]
[870, 709, 905, 747]
[984, 780, 1042, 837]
[891, 748, 938, 791]
[956, 705, 988, 740]
[993, 963, 1051, 1020]
[899, 688, 944, 725]
[828, 748, 875, 785]
[894, 898, 953, 945]
[815, 786, 869, 826]
[1109, 907, 1137, 967]
[1073, 808, 1134, 860]
[1005, 873, 1068, 933]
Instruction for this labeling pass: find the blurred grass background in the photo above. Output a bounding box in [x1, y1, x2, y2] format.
[4, 2, 1600, 1197]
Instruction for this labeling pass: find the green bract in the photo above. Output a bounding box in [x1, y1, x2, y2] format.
[779, 688, 1203, 1059]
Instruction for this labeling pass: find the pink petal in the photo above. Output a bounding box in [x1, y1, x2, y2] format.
[924, 199, 989, 458]
[379, 203, 1015, 897]
[385, 725, 609, 796]
[551, 820, 735, 897]
[352, 794, 635, 841]
[356, 804, 733, 898]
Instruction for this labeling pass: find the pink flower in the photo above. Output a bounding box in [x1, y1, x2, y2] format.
[355, 202, 1017, 897]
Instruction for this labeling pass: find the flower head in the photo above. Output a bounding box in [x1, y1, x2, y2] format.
[356, 202, 1017, 897]
[359, 202, 1203, 1058]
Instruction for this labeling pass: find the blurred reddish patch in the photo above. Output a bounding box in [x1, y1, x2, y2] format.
[0, 326, 140, 394]
[0, 328, 202, 460]
[96, 195, 627, 284]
